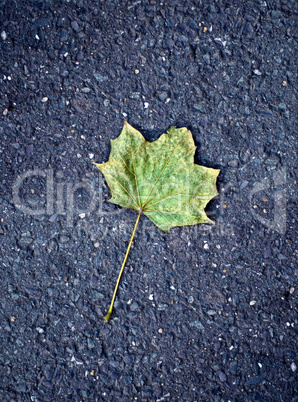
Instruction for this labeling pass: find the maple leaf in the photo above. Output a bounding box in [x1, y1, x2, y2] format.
[93, 122, 220, 320]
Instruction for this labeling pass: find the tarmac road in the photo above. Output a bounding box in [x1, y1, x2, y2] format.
[0, 0, 297, 400]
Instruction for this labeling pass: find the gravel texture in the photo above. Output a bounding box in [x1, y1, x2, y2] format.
[0, 0, 297, 400]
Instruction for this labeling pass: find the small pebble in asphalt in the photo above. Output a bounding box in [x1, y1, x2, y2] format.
[76, 51, 84, 62]
[214, 341, 221, 352]
[218, 371, 227, 382]
[71, 21, 80, 31]
[26, 144, 34, 155]
[188, 296, 194, 304]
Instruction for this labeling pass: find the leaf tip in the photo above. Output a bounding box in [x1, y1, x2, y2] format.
[208, 218, 216, 225]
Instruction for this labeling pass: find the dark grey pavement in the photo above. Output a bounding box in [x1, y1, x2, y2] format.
[0, 0, 297, 400]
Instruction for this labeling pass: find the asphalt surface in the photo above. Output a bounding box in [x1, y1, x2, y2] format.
[0, 0, 297, 401]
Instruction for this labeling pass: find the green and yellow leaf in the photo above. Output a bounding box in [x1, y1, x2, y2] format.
[94, 122, 219, 231]
[93, 122, 220, 320]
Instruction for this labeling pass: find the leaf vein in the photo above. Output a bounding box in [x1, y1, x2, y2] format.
[142, 131, 188, 208]
[144, 178, 206, 209]
[128, 129, 141, 207]
[104, 171, 139, 209]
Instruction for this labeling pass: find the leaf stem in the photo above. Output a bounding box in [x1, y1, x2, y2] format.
[104, 210, 142, 321]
